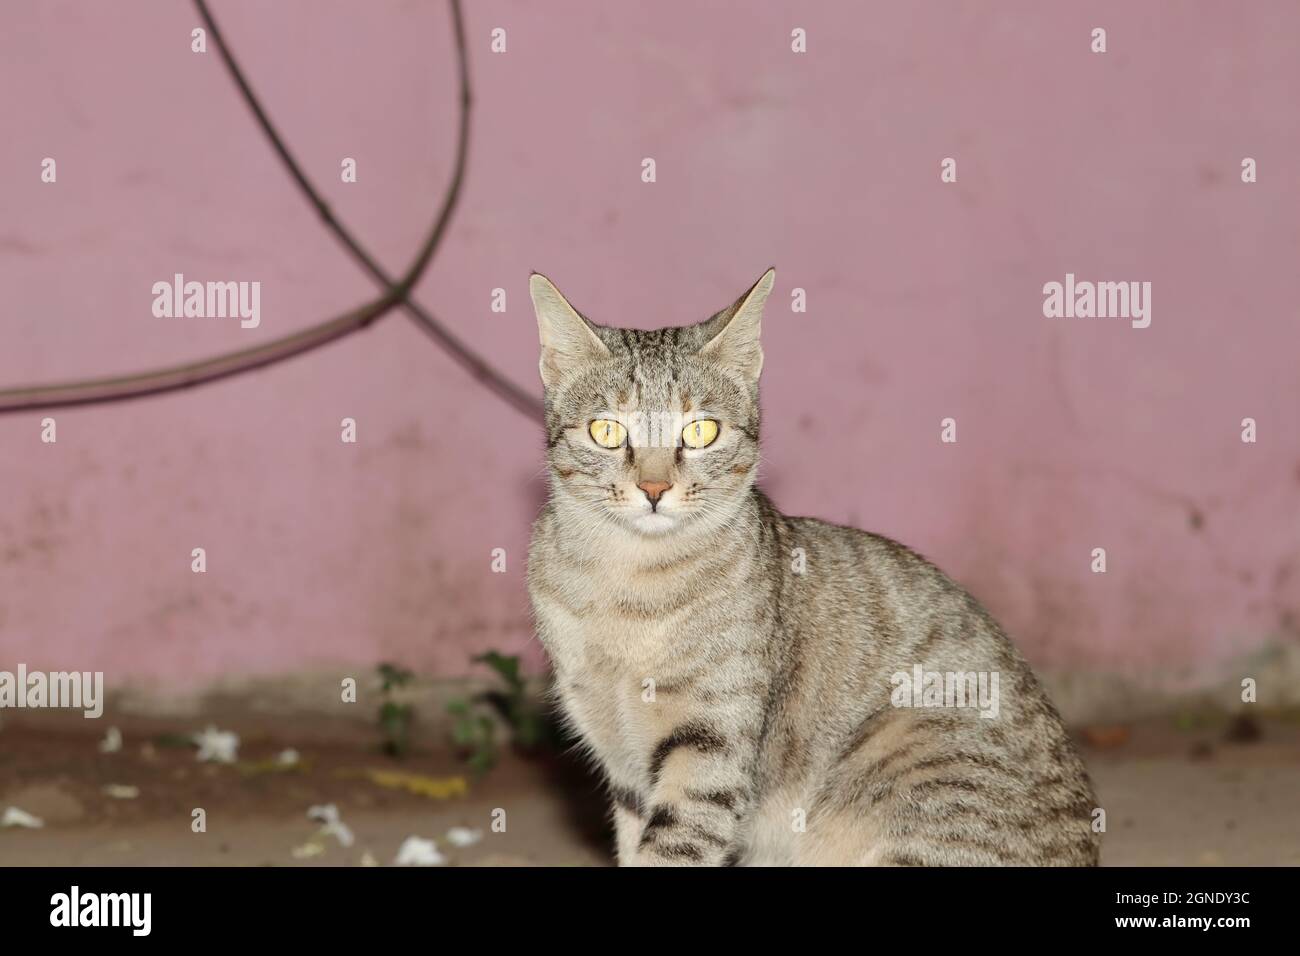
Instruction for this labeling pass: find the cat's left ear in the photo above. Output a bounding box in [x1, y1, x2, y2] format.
[699, 268, 775, 383]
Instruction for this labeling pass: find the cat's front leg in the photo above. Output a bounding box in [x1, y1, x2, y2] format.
[628, 719, 756, 867]
[608, 784, 644, 864]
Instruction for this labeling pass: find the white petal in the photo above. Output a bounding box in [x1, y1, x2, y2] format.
[192, 725, 240, 763]
[322, 821, 355, 848]
[1, 806, 45, 829]
[306, 803, 340, 825]
[393, 836, 446, 866]
[445, 826, 483, 848]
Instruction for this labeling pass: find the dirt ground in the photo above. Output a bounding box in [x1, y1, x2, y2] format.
[1, 709, 1296, 866]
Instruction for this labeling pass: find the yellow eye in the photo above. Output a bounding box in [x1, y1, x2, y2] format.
[589, 419, 627, 449]
[681, 419, 720, 449]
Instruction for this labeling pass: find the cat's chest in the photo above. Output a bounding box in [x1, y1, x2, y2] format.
[528, 581, 670, 780]
[534, 578, 684, 675]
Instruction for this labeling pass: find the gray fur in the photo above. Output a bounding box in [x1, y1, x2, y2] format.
[527, 270, 1100, 866]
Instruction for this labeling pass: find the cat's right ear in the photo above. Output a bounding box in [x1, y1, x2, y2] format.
[529, 273, 611, 388]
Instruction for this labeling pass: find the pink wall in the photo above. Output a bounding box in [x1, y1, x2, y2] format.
[2, 0, 1297, 689]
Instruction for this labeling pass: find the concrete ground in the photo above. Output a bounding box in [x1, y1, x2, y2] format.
[1, 709, 1296, 866]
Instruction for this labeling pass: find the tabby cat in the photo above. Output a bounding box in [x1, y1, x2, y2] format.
[526, 269, 1100, 866]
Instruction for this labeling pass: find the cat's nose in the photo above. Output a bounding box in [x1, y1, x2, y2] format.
[636, 480, 672, 506]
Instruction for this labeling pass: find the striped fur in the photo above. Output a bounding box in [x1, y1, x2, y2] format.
[527, 270, 1100, 866]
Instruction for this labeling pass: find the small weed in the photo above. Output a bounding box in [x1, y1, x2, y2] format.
[377, 662, 416, 758]
[447, 651, 556, 775]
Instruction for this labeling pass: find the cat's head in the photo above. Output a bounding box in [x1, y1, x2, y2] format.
[530, 269, 774, 538]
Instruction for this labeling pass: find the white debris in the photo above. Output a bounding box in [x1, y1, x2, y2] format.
[323, 820, 354, 848]
[445, 826, 483, 848]
[192, 725, 239, 764]
[102, 784, 140, 800]
[307, 803, 339, 824]
[276, 748, 300, 767]
[306, 803, 354, 848]
[359, 851, 379, 868]
[291, 840, 325, 860]
[393, 836, 446, 866]
[98, 727, 123, 754]
[1, 806, 45, 829]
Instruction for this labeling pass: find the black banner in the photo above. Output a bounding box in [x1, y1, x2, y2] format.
[0, 866, 1276, 941]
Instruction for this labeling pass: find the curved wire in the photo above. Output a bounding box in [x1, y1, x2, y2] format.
[0, 1, 496, 415]
[194, 0, 542, 421]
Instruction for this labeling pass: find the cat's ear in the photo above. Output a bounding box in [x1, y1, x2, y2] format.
[529, 273, 610, 387]
[698, 268, 775, 383]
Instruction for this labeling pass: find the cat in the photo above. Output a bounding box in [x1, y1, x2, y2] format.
[526, 268, 1100, 866]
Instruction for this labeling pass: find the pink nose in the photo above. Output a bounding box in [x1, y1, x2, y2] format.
[636, 480, 672, 503]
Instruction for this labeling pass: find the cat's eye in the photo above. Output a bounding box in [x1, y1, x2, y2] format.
[589, 419, 627, 449]
[681, 419, 720, 449]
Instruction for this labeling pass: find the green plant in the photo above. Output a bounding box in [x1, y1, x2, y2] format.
[446, 697, 497, 775]
[376, 662, 416, 757]
[446, 651, 555, 774]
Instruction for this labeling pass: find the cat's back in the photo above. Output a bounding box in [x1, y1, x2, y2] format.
[770, 507, 1073, 735]
[754, 507, 1099, 865]
[767, 506, 1000, 663]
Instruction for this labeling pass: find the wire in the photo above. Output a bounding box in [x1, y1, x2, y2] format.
[0, 1, 531, 418]
[193, 0, 542, 421]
